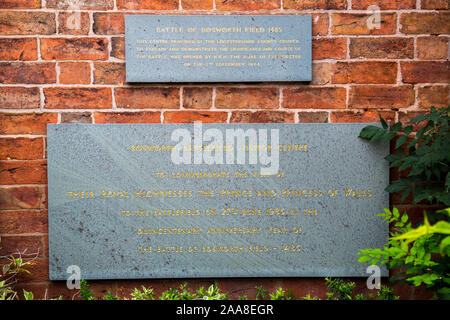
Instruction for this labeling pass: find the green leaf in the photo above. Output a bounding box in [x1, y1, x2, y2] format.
[403, 125, 413, 135]
[409, 113, 428, 123]
[395, 135, 408, 149]
[381, 131, 396, 143]
[370, 129, 387, 143]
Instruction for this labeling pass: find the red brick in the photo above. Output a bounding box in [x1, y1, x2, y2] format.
[312, 38, 347, 60]
[0, 113, 58, 135]
[0, 210, 47, 233]
[46, 0, 113, 10]
[349, 86, 415, 109]
[0, 161, 47, 185]
[0, 38, 38, 61]
[297, 111, 329, 123]
[93, 62, 126, 85]
[47, 280, 117, 300]
[311, 62, 331, 85]
[0, 12, 55, 35]
[0, 0, 41, 8]
[400, 12, 450, 34]
[0, 187, 44, 210]
[330, 110, 395, 123]
[216, 0, 280, 10]
[0, 62, 56, 84]
[0, 138, 43, 160]
[115, 279, 196, 299]
[115, 87, 179, 109]
[418, 85, 449, 109]
[215, 87, 279, 109]
[0, 235, 44, 257]
[230, 111, 294, 123]
[331, 13, 396, 35]
[40, 38, 108, 61]
[284, 0, 347, 9]
[183, 87, 212, 109]
[283, 87, 346, 109]
[182, 0, 213, 10]
[332, 62, 398, 84]
[59, 62, 91, 85]
[0, 87, 41, 109]
[93, 13, 125, 35]
[394, 205, 443, 227]
[43, 233, 48, 256]
[111, 37, 125, 60]
[94, 111, 161, 123]
[117, 0, 178, 10]
[401, 62, 450, 84]
[421, 0, 448, 9]
[164, 111, 228, 123]
[417, 37, 448, 60]
[352, 0, 416, 9]
[58, 12, 90, 35]
[44, 88, 112, 109]
[61, 112, 92, 124]
[311, 13, 329, 36]
[350, 37, 414, 59]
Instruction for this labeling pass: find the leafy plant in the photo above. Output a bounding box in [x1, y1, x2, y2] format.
[23, 290, 34, 300]
[358, 107, 450, 299]
[324, 277, 398, 300]
[359, 207, 449, 297]
[255, 285, 268, 300]
[130, 286, 155, 300]
[359, 106, 449, 205]
[79, 279, 94, 300]
[102, 291, 121, 300]
[302, 294, 319, 300]
[325, 277, 356, 300]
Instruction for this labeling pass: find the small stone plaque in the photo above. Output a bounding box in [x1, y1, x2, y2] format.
[125, 15, 312, 82]
[47, 124, 388, 280]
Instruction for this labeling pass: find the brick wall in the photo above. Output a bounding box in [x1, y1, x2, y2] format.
[0, 0, 448, 300]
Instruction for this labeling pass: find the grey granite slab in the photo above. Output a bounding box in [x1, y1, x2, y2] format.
[47, 124, 388, 280]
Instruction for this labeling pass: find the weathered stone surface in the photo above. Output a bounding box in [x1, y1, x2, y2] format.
[47, 123, 388, 280]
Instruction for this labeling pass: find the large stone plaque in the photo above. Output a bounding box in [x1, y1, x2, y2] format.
[125, 15, 312, 82]
[47, 124, 388, 280]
